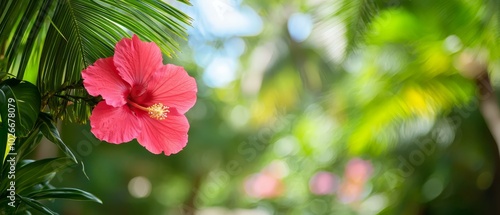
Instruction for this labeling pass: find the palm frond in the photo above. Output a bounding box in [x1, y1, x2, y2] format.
[333, 0, 380, 53]
[0, 0, 47, 78]
[308, 0, 382, 63]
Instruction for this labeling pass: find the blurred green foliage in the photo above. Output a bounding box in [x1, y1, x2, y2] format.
[16, 0, 500, 214]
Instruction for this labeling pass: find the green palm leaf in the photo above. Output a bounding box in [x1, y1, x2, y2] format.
[330, 0, 381, 53]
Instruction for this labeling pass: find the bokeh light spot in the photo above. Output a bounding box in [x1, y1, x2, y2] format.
[128, 176, 152, 198]
[476, 171, 493, 190]
[309, 171, 338, 195]
[230, 105, 250, 127]
[443, 35, 462, 53]
[273, 136, 299, 157]
[287, 13, 313, 42]
[422, 178, 443, 201]
[203, 56, 238, 88]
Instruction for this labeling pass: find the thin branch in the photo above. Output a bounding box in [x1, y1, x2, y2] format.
[41, 79, 83, 109]
[41, 79, 83, 103]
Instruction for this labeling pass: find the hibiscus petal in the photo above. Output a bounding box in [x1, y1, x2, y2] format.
[136, 111, 189, 155]
[82, 57, 129, 107]
[114, 34, 163, 86]
[145, 64, 197, 114]
[90, 101, 142, 144]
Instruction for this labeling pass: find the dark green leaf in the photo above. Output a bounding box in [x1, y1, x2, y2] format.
[1, 157, 74, 194]
[38, 112, 77, 163]
[27, 188, 102, 204]
[0, 79, 41, 137]
[0, 85, 13, 169]
[18, 195, 58, 215]
[16, 129, 43, 161]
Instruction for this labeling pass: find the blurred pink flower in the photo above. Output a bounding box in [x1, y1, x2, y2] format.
[309, 171, 339, 195]
[82, 35, 197, 155]
[244, 172, 284, 199]
[338, 158, 373, 204]
[344, 158, 373, 183]
[338, 182, 364, 203]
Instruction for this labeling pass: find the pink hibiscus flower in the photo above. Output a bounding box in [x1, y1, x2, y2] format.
[81, 35, 197, 155]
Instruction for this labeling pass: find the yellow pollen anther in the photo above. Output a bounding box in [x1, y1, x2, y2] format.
[147, 103, 169, 120]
